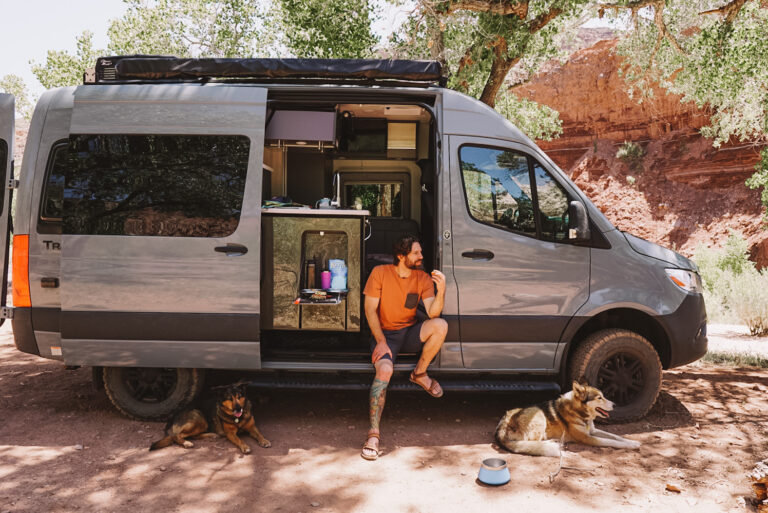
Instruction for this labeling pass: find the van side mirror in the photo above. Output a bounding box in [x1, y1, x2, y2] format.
[568, 201, 591, 242]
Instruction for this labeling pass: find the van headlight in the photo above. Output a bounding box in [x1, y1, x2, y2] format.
[665, 269, 703, 294]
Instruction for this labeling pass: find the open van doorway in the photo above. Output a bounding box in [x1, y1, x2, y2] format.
[258, 95, 440, 368]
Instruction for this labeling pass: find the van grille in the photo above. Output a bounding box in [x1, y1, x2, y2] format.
[101, 67, 117, 81]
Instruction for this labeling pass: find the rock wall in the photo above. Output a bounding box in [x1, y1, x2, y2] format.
[512, 39, 767, 268]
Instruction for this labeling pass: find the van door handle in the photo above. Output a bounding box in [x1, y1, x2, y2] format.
[41, 277, 60, 288]
[461, 249, 494, 261]
[214, 243, 248, 256]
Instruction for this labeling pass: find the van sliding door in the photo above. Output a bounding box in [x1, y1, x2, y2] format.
[60, 85, 267, 369]
[0, 94, 13, 323]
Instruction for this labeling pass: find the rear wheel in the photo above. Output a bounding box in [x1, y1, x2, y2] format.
[102, 367, 205, 421]
[568, 329, 662, 423]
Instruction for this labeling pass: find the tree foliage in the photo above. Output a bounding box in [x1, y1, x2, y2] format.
[746, 148, 768, 222]
[389, 1, 591, 140]
[0, 75, 34, 119]
[108, 0, 269, 57]
[609, 0, 768, 216]
[275, 0, 380, 58]
[613, 0, 767, 148]
[31, 31, 104, 90]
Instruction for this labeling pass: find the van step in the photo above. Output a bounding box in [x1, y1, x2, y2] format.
[243, 376, 560, 394]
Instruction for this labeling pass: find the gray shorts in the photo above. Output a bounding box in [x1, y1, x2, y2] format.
[370, 321, 425, 363]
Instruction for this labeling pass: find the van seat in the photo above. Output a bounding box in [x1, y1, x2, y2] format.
[366, 217, 420, 273]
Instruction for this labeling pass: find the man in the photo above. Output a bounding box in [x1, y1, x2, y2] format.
[360, 234, 448, 461]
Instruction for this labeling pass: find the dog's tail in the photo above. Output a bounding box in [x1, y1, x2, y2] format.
[149, 436, 174, 451]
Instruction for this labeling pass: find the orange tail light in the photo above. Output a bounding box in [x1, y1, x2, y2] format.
[12, 235, 31, 307]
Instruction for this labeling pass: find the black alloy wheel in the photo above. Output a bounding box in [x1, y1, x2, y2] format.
[122, 367, 178, 404]
[596, 352, 645, 406]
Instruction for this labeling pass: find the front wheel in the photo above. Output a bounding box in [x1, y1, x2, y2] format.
[568, 329, 662, 423]
[102, 367, 205, 421]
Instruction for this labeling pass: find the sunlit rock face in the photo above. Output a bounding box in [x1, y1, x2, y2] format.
[512, 38, 767, 268]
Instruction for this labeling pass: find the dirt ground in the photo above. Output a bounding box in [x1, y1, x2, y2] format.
[1, 323, 767, 513]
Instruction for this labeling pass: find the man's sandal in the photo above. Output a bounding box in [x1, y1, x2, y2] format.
[361, 432, 380, 461]
[409, 371, 444, 398]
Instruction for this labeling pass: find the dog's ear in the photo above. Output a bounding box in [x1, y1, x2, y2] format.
[572, 381, 586, 400]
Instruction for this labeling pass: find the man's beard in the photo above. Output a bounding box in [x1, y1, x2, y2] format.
[406, 258, 423, 270]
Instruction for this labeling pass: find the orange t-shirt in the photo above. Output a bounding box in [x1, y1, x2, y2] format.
[363, 265, 435, 331]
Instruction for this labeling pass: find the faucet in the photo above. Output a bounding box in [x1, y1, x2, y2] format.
[330, 172, 341, 209]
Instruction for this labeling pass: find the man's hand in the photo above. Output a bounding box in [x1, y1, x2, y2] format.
[371, 340, 392, 364]
[430, 270, 446, 296]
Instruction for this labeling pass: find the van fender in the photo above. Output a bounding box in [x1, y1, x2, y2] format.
[554, 300, 674, 381]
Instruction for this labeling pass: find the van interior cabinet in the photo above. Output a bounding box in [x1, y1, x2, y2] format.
[261, 209, 366, 331]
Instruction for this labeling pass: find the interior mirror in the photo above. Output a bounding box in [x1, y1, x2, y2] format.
[568, 201, 591, 242]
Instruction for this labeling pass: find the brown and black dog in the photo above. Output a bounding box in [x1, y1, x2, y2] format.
[149, 383, 271, 454]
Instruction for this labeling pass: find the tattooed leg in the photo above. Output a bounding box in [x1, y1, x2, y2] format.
[369, 378, 389, 434]
[363, 360, 393, 459]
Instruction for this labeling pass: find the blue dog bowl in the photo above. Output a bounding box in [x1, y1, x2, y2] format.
[477, 458, 511, 486]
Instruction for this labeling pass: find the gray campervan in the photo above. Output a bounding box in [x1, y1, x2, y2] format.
[0, 57, 707, 422]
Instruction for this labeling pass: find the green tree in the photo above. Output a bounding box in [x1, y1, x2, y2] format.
[746, 148, 768, 222]
[108, 0, 270, 57]
[31, 31, 104, 89]
[0, 75, 34, 119]
[275, 0, 380, 58]
[394, 1, 592, 106]
[389, 1, 591, 140]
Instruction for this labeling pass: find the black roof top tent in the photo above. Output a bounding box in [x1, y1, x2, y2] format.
[86, 56, 445, 87]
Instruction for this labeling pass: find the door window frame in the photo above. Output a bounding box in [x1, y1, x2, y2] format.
[457, 142, 573, 243]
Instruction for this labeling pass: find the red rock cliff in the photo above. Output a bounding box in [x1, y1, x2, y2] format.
[512, 39, 767, 268]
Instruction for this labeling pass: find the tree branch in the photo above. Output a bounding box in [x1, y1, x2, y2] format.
[653, 1, 687, 55]
[700, 0, 749, 23]
[530, 6, 563, 33]
[599, 0, 687, 55]
[439, 0, 528, 19]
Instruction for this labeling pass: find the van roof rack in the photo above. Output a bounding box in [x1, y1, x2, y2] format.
[85, 56, 446, 87]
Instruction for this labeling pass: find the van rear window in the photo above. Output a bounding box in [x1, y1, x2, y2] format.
[64, 134, 250, 237]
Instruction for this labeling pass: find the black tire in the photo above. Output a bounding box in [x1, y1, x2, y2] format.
[568, 329, 662, 423]
[102, 367, 205, 421]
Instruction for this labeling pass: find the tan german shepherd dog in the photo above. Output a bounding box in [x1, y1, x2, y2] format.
[149, 383, 271, 454]
[495, 382, 641, 457]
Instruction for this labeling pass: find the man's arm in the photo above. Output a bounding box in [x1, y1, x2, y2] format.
[364, 295, 392, 363]
[423, 270, 446, 318]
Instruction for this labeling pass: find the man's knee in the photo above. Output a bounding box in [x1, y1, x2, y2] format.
[374, 360, 394, 381]
[427, 318, 448, 339]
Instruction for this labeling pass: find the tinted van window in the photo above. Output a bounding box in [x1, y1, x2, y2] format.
[460, 146, 536, 236]
[65, 135, 250, 237]
[41, 142, 67, 222]
[533, 161, 570, 241]
[460, 145, 570, 241]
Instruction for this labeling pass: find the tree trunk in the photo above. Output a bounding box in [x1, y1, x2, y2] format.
[479, 56, 515, 107]
[429, 24, 446, 67]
